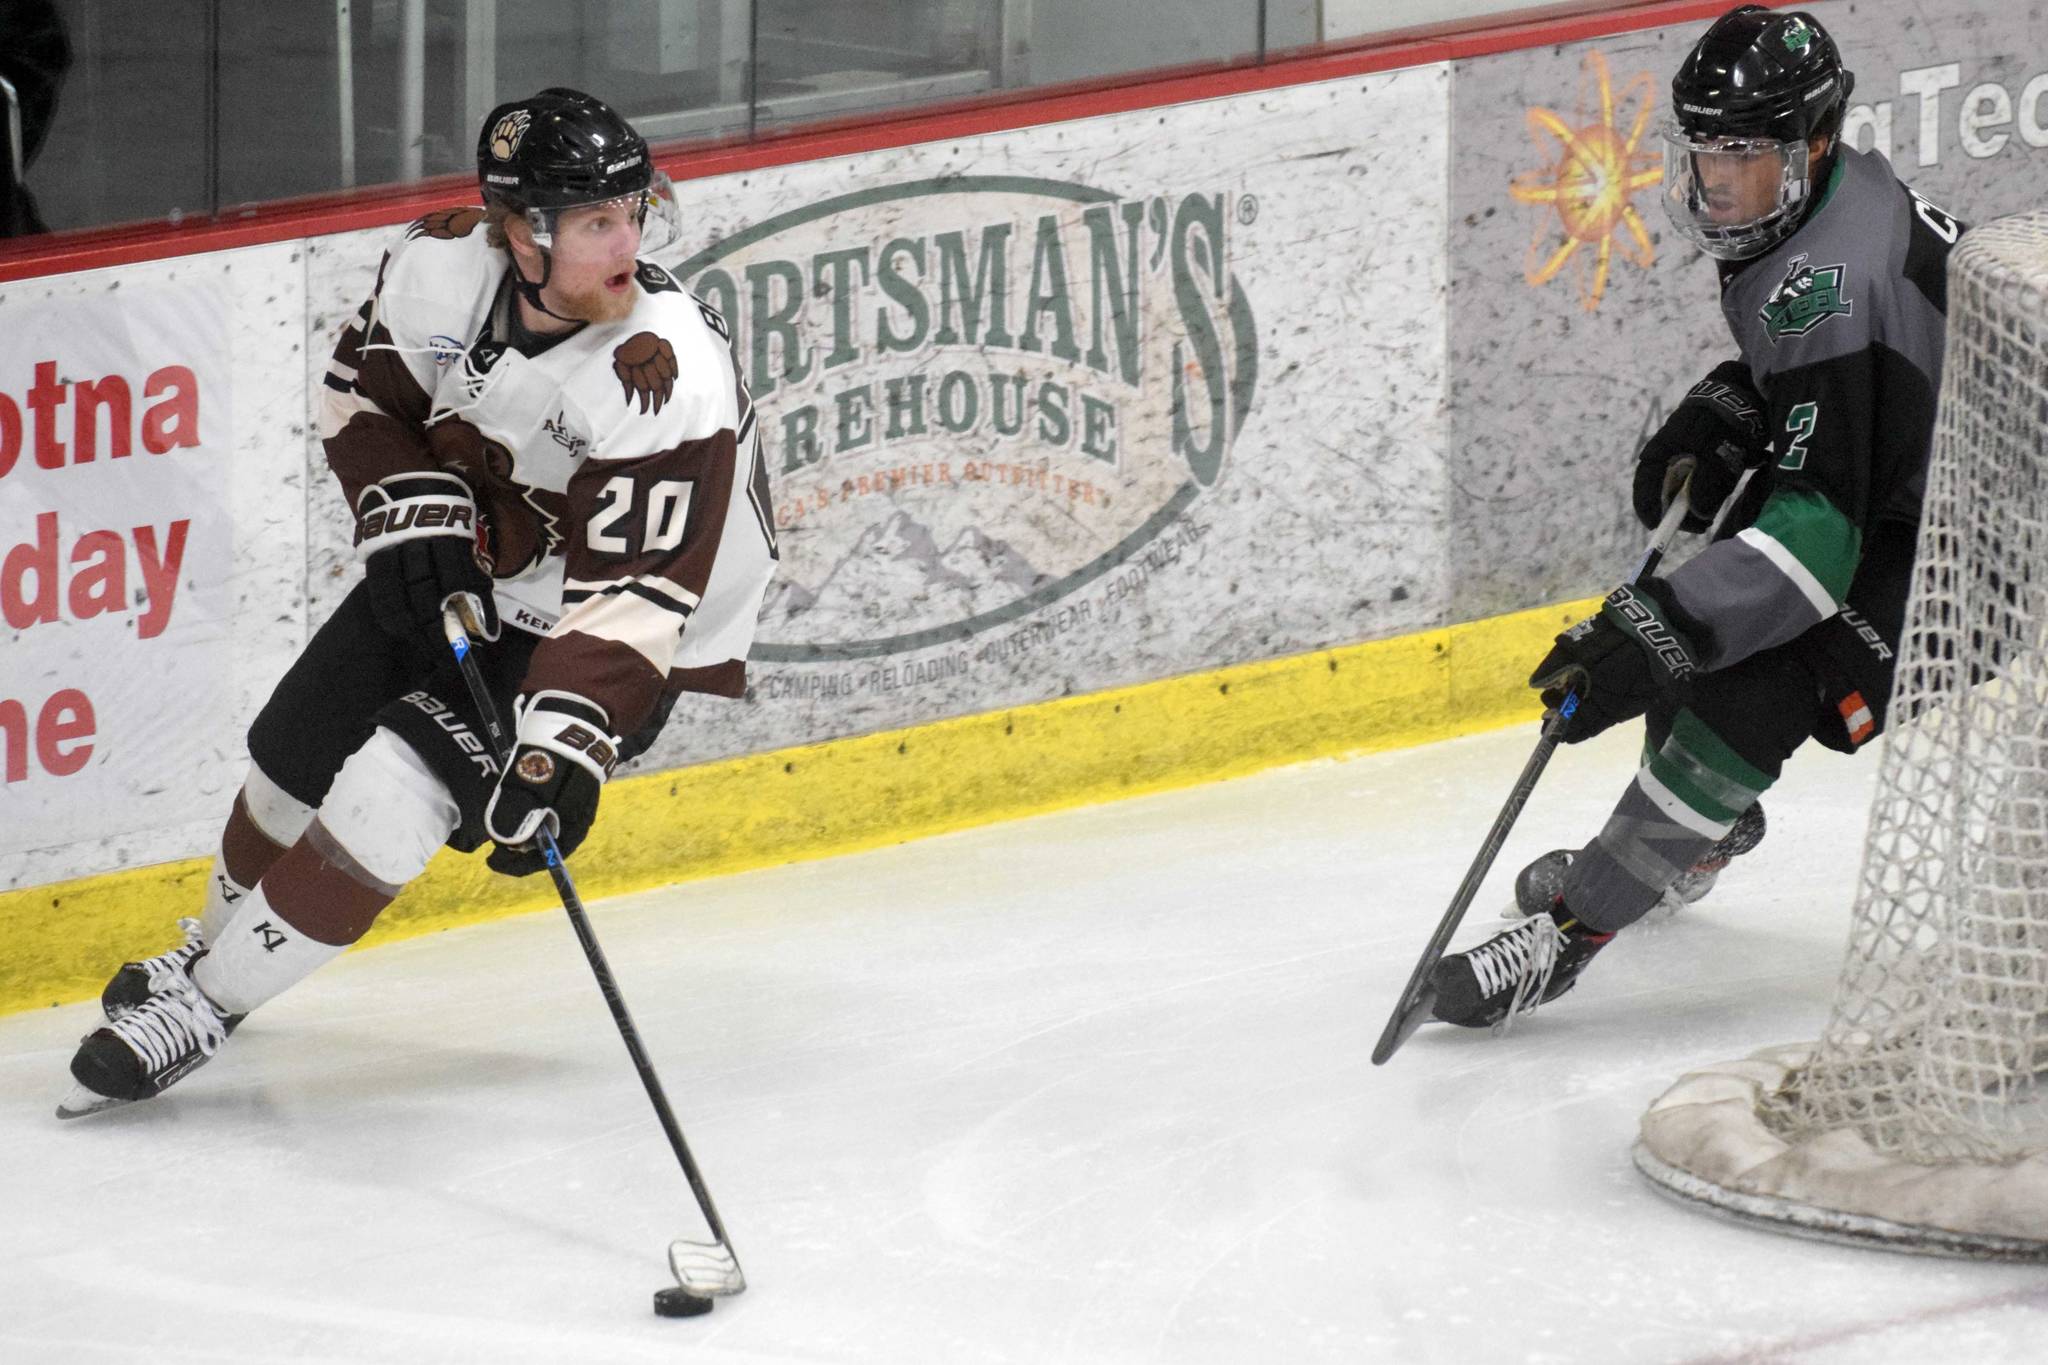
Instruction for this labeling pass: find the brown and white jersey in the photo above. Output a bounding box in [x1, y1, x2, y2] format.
[317, 207, 778, 739]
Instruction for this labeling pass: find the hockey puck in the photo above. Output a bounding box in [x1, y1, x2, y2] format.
[653, 1286, 714, 1318]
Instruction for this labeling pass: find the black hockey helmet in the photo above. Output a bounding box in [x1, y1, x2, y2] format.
[472, 87, 682, 313]
[477, 87, 652, 217]
[1670, 6, 1854, 145]
[1661, 7, 1854, 260]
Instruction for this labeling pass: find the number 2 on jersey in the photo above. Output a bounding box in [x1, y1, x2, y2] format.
[1780, 402, 1818, 472]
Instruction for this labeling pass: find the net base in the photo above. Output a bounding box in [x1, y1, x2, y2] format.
[1635, 1045, 2048, 1263]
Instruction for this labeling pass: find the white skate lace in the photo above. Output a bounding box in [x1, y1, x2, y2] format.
[110, 980, 228, 1074]
[139, 917, 209, 995]
[1468, 917, 1564, 1034]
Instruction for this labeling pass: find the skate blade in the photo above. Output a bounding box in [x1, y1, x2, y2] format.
[55, 1084, 134, 1121]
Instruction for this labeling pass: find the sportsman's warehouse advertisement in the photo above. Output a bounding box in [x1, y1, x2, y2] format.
[1443, 0, 2048, 621]
[302, 65, 1457, 775]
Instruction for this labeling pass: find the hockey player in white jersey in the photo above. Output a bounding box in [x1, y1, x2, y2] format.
[60, 88, 778, 1116]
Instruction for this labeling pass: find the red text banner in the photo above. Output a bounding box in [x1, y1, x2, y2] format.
[0, 275, 235, 857]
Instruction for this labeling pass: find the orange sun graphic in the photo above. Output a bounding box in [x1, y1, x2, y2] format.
[1508, 50, 1664, 311]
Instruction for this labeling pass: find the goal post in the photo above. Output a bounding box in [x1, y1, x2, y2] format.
[1632, 210, 2048, 1259]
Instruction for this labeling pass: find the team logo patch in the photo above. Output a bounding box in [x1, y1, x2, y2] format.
[613, 332, 678, 415]
[1760, 255, 1853, 343]
[490, 110, 532, 161]
[635, 261, 681, 296]
[407, 206, 485, 241]
[431, 418, 561, 575]
[542, 410, 588, 458]
[515, 751, 557, 785]
[1780, 17, 1814, 53]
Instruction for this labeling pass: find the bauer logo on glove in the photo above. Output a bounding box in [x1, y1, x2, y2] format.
[1530, 581, 1704, 744]
[1603, 585, 1698, 683]
[354, 490, 477, 547]
[1632, 359, 1771, 534]
[484, 691, 621, 875]
[355, 470, 501, 653]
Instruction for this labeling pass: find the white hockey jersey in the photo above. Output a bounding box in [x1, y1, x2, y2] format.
[317, 205, 778, 740]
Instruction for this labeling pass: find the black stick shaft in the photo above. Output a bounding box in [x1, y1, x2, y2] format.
[443, 612, 739, 1255]
[1370, 489, 1695, 1065]
[1369, 714, 1567, 1064]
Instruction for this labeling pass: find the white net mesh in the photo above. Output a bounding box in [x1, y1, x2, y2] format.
[1769, 211, 2048, 1165]
[1635, 212, 2048, 1256]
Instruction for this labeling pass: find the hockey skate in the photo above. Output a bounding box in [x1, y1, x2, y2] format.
[1666, 802, 1767, 905]
[60, 953, 233, 1119]
[1502, 803, 1767, 919]
[100, 917, 244, 1035]
[1430, 902, 1614, 1029]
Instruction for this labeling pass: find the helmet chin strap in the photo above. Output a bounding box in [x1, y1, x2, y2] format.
[511, 249, 584, 326]
[1792, 133, 1839, 227]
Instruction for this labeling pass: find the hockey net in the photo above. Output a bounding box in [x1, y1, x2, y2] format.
[1634, 210, 2048, 1259]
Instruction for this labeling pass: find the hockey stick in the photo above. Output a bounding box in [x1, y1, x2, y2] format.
[441, 605, 746, 1301]
[1370, 484, 1698, 1065]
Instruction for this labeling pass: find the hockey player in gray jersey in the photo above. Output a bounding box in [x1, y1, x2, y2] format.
[58, 89, 779, 1115]
[1431, 6, 1964, 1029]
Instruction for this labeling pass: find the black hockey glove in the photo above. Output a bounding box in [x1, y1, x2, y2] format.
[1530, 582, 1703, 744]
[355, 470, 500, 657]
[1632, 360, 1769, 533]
[484, 691, 620, 876]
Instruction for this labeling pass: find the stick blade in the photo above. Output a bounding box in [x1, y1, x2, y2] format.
[669, 1238, 746, 1297]
[1371, 984, 1436, 1066]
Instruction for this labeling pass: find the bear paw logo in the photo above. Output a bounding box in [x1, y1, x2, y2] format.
[613, 332, 678, 415]
[490, 110, 533, 161]
[408, 206, 485, 240]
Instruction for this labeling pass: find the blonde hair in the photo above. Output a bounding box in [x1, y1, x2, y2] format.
[483, 200, 522, 250]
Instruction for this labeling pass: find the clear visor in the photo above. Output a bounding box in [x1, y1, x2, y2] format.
[1659, 124, 1811, 261]
[524, 171, 683, 255]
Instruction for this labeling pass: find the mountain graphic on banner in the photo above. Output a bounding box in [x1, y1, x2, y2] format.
[764, 511, 1047, 632]
[936, 525, 1045, 597]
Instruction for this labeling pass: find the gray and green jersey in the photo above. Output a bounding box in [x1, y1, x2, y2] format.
[1663, 146, 1961, 669]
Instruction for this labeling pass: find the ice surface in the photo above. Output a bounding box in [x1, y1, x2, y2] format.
[6, 721, 2046, 1364]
